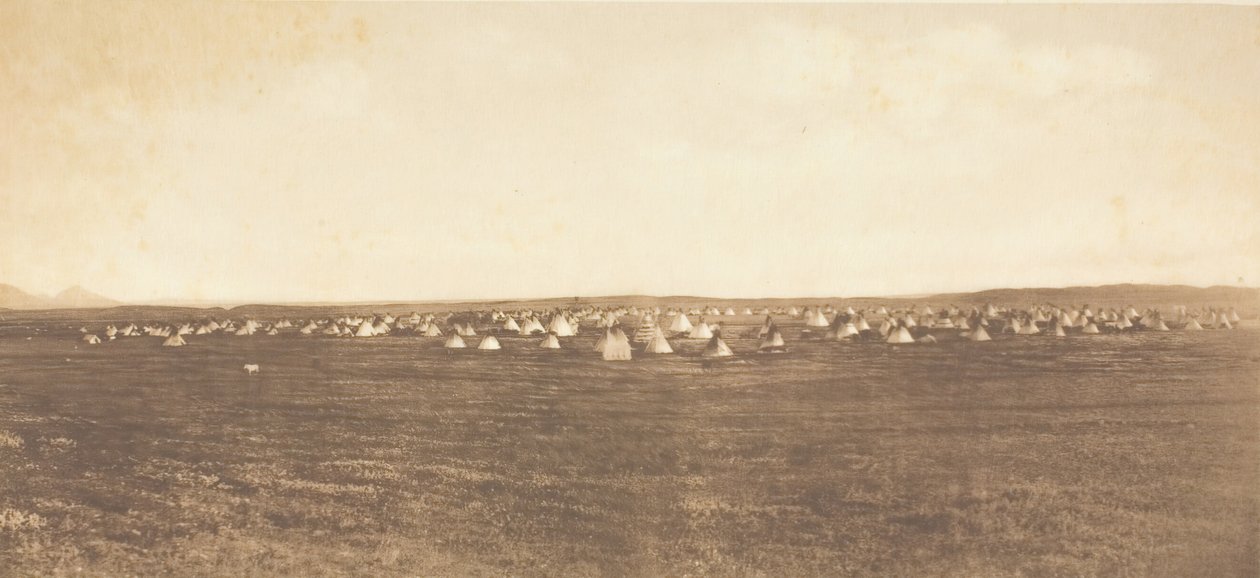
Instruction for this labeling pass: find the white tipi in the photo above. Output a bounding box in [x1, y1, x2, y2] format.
[602, 326, 632, 361]
[642, 326, 674, 354]
[538, 333, 561, 349]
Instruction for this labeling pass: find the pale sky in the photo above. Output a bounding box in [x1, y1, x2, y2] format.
[1, 2, 1257, 303]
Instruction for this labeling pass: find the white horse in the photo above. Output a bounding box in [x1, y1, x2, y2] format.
[243, 364, 260, 375]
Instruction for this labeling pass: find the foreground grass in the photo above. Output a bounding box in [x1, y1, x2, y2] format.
[0, 321, 1257, 576]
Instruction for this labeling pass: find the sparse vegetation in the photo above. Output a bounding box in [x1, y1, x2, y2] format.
[0, 312, 1256, 576]
[0, 430, 22, 449]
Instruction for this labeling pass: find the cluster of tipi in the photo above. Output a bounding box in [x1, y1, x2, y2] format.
[76, 303, 1244, 359]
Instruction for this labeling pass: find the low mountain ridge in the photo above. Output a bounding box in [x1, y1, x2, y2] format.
[925, 284, 1258, 307]
[1, 282, 1255, 312]
[0, 284, 122, 310]
[54, 285, 122, 308]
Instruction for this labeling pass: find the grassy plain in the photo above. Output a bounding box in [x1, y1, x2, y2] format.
[1, 312, 1257, 576]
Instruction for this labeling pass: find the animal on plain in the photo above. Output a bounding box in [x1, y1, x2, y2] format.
[243, 364, 260, 375]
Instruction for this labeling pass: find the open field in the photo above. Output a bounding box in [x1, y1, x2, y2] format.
[1, 314, 1257, 576]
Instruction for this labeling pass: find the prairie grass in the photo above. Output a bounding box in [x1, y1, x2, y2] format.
[0, 315, 1256, 576]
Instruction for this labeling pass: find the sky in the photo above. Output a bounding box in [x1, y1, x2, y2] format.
[1, 2, 1257, 303]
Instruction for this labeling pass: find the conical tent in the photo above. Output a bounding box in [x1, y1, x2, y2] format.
[162, 335, 186, 347]
[518, 317, 544, 336]
[444, 334, 467, 348]
[354, 322, 376, 337]
[969, 325, 992, 342]
[886, 325, 915, 344]
[837, 323, 860, 339]
[1018, 319, 1040, 335]
[477, 335, 501, 350]
[83, 334, 101, 344]
[642, 326, 674, 354]
[548, 315, 576, 337]
[758, 327, 787, 352]
[806, 309, 831, 328]
[539, 333, 561, 349]
[668, 313, 694, 333]
[688, 320, 714, 339]
[1081, 322, 1100, 334]
[1184, 318, 1203, 331]
[602, 326, 632, 361]
[632, 318, 657, 343]
[503, 317, 521, 332]
[701, 334, 734, 357]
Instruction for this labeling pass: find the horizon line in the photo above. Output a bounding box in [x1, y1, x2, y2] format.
[3, 282, 1256, 312]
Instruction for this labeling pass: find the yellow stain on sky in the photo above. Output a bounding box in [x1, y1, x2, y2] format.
[1, 3, 1257, 302]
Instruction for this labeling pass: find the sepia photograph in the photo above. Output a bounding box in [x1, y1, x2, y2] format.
[1, 1, 1257, 576]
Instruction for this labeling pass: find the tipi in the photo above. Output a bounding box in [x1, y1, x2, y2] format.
[701, 333, 734, 357]
[758, 325, 787, 353]
[968, 324, 992, 342]
[602, 326, 632, 361]
[668, 313, 694, 334]
[538, 333, 562, 349]
[642, 325, 674, 354]
[886, 322, 915, 344]
[688, 319, 714, 339]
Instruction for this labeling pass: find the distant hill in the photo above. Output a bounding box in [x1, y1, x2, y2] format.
[53, 285, 122, 308]
[0, 284, 122, 310]
[1, 282, 1255, 315]
[0, 283, 52, 309]
[925, 284, 1259, 308]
